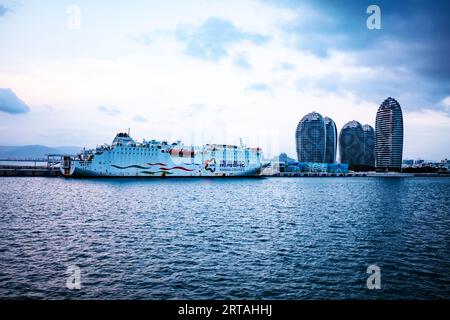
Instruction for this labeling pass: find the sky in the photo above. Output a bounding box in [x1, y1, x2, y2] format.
[0, 0, 449, 160]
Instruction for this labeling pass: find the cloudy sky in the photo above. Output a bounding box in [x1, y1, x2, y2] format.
[0, 0, 449, 160]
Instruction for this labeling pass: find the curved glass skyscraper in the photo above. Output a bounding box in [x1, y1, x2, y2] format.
[362, 124, 375, 167]
[339, 120, 364, 166]
[324, 117, 337, 163]
[375, 97, 404, 171]
[295, 112, 326, 162]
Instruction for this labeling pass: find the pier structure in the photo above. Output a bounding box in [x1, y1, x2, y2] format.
[267, 172, 368, 177]
[0, 154, 69, 176]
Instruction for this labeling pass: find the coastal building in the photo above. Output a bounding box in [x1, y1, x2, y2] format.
[295, 112, 326, 162]
[277, 152, 296, 164]
[339, 120, 365, 166]
[402, 159, 414, 167]
[362, 124, 375, 167]
[402, 159, 450, 170]
[280, 162, 349, 174]
[443, 159, 450, 170]
[324, 117, 337, 163]
[375, 97, 404, 171]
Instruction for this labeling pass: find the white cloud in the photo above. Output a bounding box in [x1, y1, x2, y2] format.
[441, 96, 450, 112]
[404, 109, 450, 160]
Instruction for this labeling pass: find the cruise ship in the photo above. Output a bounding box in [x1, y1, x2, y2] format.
[61, 132, 265, 177]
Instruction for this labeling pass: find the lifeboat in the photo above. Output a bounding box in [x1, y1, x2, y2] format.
[169, 149, 196, 157]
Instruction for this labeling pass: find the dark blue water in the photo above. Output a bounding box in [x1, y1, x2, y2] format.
[1, 177, 449, 299]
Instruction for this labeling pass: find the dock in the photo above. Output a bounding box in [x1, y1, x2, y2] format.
[1, 157, 449, 178]
[264, 172, 450, 178]
[0, 165, 61, 176]
[0, 154, 66, 177]
[265, 172, 368, 177]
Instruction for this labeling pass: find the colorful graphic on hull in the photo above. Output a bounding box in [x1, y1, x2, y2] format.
[112, 163, 194, 172]
[204, 158, 216, 173]
[141, 171, 174, 175]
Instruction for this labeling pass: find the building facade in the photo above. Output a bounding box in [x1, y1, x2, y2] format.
[375, 97, 404, 171]
[295, 112, 326, 162]
[362, 124, 375, 167]
[282, 162, 349, 174]
[339, 120, 365, 166]
[324, 117, 337, 163]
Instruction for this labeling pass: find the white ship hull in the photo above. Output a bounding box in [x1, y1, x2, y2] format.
[62, 133, 265, 177]
[64, 160, 263, 177]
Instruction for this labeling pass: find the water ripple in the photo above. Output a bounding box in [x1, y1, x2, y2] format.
[0, 177, 449, 299]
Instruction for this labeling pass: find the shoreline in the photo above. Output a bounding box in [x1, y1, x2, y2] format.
[1, 166, 449, 178]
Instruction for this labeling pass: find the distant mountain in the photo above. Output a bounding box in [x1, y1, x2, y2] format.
[0, 146, 18, 155]
[0, 145, 82, 159]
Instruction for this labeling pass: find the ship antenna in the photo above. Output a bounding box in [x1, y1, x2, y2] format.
[128, 128, 130, 135]
[240, 138, 244, 148]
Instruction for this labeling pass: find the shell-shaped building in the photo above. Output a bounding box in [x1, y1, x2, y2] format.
[362, 124, 375, 167]
[375, 97, 404, 170]
[295, 112, 326, 163]
[324, 117, 337, 163]
[339, 120, 365, 166]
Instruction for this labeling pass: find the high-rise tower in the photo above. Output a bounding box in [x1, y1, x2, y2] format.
[362, 124, 375, 167]
[295, 112, 326, 162]
[339, 120, 364, 166]
[375, 97, 404, 171]
[324, 117, 337, 163]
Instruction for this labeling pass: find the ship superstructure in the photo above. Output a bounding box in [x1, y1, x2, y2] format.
[61, 133, 264, 177]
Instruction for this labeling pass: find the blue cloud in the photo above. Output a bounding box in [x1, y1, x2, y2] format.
[247, 83, 271, 91]
[233, 54, 252, 70]
[98, 105, 121, 115]
[133, 115, 146, 122]
[176, 17, 269, 60]
[296, 69, 448, 114]
[0, 4, 12, 17]
[274, 0, 450, 75]
[280, 62, 295, 70]
[271, 0, 450, 111]
[0, 88, 30, 114]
